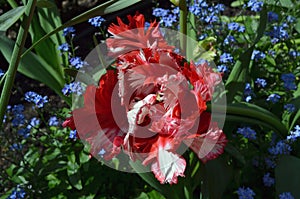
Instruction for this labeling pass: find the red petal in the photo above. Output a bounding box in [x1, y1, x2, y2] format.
[67, 70, 127, 160]
[186, 122, 227, 163]
[107, 13, 173, 56]
[62, 116, 76, 130]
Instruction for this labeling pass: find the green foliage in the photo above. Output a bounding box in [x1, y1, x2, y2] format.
[0, 6, 26, 31]
[275, 155, 300, 198]
[0, 35, 69, 104]
[1, 0, 300, 198]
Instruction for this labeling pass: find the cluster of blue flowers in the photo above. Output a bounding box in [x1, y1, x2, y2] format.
[152, 7, 179, 27]
[262, 125, 300, 173]
[7, 185, 26, 199]
[268, 140, 292, 155]
[266, 93, 281, 103]
[62, 82, 84, 96]
[220, 52, 234, 63]
[10, 105, 25, 127]
[48, 116, 59, 126]
[15, 117, 39, 138]
[251, 50, 266, 61]
[24, 91, 48, 108]
[62, 27, 75, 37]
[281, 73, 297, 91]
[289, 50, 300, 58]
[284, 104, 296, 113]
[263, 172, 275, 187]
[237, 127, 257, 140]
[286, 125, 300, 142]
[267, 24, 289, 44]
[10, 143, 23, 151]
[58, 43, 69, 52]
[98, 148, 106, 158]
[188, 1, 224, 24]
[247, 0, 264, 12]
[217, 64, 229, 73]
[69, 57, 88, 69]
[236, 187, 255, 199]
[28, 117, 40, 128]
[279, 192, 295, 199]
[237, 186, 294, 198]
[255, 78, 267, 88]
[69, 130, 77, 140]
[0, 69, 5, 78]
[243, 83, 255, 102]
[228, 22, 245, 33]
[267, 11, 279, 22]
[17, 127, 30, 138]
[88, 16, 105, 27]
[223, 35, 236, 46]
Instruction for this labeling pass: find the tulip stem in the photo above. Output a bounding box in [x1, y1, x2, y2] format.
[179, 0, 187, 56]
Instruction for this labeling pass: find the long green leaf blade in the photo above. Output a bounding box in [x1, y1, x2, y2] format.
[22, 0, 142, 57]
[0, 35, 70, 105]
[225, 6, 267, 102]
[29, 4, 66, 76]
[0, 6, 26, 31]
[0, 0, 37, 127]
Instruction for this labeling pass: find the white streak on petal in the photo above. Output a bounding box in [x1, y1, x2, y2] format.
[151, 149, 186, 184]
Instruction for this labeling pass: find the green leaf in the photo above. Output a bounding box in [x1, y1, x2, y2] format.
[254, 5, 267, 43]
[79, 151, 90, 164]
[265, 55, 276, 67]
[194, 37, 217, 62]
[69, 172, 83, 190]
[36, 0, 55, 8]
[129, 161, 178, 198]
[129, 161, 164, 194]
[46, 174, 61, 189]
[208, 103, 287, 135]
[225, 47, 253, 102]
[289, 82, 300, 130]
[265, 0, 277, 5]
[147, 190, 166, 199]
[295, 18, 300, 34]
[6, 164, 17, 177]
[0, 35, 71, 105]
[0, 6, 26, 31]
[29, 2, 66, 75]
[22, 0, 142, 56]
[227, 103, 287, 135]
[231, 0, 244, 7]
[135, 192, 149, 199]
[201, 156, 233, 199]
[225, 6, 267, 102]
[78, 195, 95, 199]
[225, 144, 246, 165]
[289, 109, 300, 131]
[279, 0, 294, 8]
[275, 155, 300, 198]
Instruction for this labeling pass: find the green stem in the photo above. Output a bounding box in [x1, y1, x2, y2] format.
[0, 0, 37, 127]
[179, 0, 187, 56]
